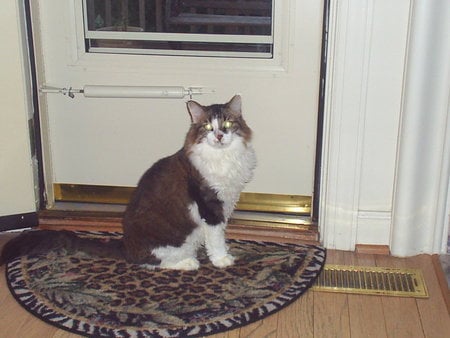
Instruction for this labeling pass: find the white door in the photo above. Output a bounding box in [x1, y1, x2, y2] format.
[31, 0, 324, 206]
[0, 1, 38, 230]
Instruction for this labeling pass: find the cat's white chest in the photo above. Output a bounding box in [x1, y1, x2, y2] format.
[189, 138, 256, 218]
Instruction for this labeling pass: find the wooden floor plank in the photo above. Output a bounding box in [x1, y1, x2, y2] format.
[406, 255, 450, 338]
[313, 292, 350, 338]
[238, 313, 279, 338]
[343, 251, 388, 338]
[209, 330, 241, 338]
[432, 255, 450, 315]
[376, 255, 425, 338]
[277, 290, 314, 338]
[313, 250, 351, 338]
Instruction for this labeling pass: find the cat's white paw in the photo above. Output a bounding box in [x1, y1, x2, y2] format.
[141, 264, 157, 270]
[161, 257, 200, 271]
[211, 254, 235, 268]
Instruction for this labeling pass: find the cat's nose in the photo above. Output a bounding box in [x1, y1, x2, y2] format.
[216, 134, 223, 141]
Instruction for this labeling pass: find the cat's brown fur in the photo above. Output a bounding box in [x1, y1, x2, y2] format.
[122, 149, 209, 264]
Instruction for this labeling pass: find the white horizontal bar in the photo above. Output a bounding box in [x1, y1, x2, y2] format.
[89, 47, 273, 59]
[85, 30, 273, 44]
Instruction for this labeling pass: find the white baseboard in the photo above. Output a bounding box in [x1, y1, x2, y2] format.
[356, 211, 391, 246]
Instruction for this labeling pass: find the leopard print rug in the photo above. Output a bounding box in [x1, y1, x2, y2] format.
[6, 231, 325, 337]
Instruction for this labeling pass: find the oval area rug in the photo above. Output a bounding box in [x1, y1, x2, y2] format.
[6, 231, 325, 337]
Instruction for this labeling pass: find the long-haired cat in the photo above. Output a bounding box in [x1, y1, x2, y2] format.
[0, 95, 256, 270]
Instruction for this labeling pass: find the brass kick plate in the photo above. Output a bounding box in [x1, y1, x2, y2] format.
[312, 265, 428, 298]
[53, 184, 312, 215]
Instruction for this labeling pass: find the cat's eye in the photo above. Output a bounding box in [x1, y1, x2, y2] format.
[204, 123, 213, 131]
[222, 121, 233, 129]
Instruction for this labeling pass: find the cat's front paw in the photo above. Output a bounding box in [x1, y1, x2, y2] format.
[211, 254, 235, 268]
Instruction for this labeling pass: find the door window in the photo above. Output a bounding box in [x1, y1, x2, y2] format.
[84, 0, 273, 58]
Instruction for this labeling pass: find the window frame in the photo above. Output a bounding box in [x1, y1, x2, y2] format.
[82, 0, 275, 58]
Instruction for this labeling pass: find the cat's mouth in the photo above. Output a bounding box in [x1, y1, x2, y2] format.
[211, 138, 230, 148]
[213, 141, 227, 147]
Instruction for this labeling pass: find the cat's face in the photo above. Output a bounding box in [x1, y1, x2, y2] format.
[185, 95, 252, 149]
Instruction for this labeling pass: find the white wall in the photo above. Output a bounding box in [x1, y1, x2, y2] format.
[0, 1, 36, 217]
[320, 0, 450, 255]
[390, 0, 450, 256]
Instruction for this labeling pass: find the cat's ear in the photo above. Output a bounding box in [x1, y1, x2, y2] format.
[187, 100, 206, 123]
[227, 95, 242, 117]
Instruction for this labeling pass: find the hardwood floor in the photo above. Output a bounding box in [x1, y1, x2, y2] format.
[0, 233, 449, 338]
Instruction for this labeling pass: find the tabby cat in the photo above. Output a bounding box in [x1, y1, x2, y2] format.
[0, 95, 256, 271]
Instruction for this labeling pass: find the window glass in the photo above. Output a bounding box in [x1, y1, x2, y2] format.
[84, 0, 274, 58]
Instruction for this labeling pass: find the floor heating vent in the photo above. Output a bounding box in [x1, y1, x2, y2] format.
[313, 265, 428, 298]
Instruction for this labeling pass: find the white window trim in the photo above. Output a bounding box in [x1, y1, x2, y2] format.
[85, 31, 273, 45]
[66, 0, 292, 73]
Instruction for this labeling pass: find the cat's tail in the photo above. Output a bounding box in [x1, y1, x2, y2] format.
[0, 229, 126, 265]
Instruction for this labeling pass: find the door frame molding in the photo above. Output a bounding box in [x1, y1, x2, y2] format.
[319, 0, 377, 251]
[319, 0, 450, 255]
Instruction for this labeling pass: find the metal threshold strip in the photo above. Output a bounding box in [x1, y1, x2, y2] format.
[312, 265, 428, 298]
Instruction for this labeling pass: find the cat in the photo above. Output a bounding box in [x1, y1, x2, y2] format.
[0, 95, 256, 271]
